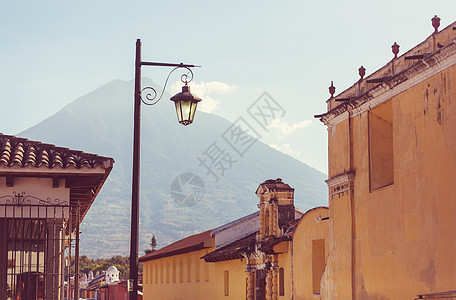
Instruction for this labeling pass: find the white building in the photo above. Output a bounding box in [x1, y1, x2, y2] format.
[0, 134, 113, 300]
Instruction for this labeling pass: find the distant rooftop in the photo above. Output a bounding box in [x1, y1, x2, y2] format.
[211, 211, 259, 236]
[139, 230, 213, 262]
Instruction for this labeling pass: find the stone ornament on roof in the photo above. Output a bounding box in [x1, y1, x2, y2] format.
[315, 16, 456, 126]
[255, 178, 294, 195]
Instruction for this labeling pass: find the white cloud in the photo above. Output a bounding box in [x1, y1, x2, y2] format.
[267, 119, 312, 138]
[269, 143, 301, 158]
[170, 81, 237, 113]
[201, 81, 237, 94]
[198, 95, 220, 113]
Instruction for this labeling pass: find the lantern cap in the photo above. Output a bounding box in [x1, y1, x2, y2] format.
[170, 84, 202, 103]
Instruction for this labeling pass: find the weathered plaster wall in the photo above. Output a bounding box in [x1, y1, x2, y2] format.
[353, 64, 456, 299]
[324, 63, 456, 299]
[292, 207, 329, 300]
[328, 117, 350, 178]
[321, 191, 353, 300]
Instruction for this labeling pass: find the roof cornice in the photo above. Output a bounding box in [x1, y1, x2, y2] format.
[318, 39, 456, 127]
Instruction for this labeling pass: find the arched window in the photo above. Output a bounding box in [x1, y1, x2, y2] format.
[279, 267, 285, 296]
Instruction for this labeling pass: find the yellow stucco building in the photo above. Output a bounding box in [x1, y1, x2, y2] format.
[140, 16, 456, 300]
[315, 15, 456, 299]
[140, 178, 328, 300]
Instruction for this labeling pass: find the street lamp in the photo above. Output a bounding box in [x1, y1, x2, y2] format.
[129, 38, 202, 300]
[171, 84, 202, 126]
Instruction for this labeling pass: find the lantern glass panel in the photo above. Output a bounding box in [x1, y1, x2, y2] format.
[175, 100, 196, 125]
[189, 102, 198, 124]
[174, 102, 183, 123]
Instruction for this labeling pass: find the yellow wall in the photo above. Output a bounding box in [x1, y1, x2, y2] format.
[142, 209, 330, 300]
[328, 117, 350, 177]
[324, 63, 456, 299]
[273, 244, 292, 300]
[291, 207, 329, 300]
[142, 248, 248, 300]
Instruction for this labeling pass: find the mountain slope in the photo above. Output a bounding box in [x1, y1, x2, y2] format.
[20, 79, 328, 257]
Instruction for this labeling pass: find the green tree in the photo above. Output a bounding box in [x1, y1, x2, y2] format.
[144, 235, 157, 254]
[70, 255, 131, 277]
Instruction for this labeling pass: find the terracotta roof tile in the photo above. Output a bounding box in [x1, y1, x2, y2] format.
[0, 133, 112, 170]
[139, 230, 213, 262]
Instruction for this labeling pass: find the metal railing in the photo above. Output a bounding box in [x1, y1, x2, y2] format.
[0, 203, 79, 300]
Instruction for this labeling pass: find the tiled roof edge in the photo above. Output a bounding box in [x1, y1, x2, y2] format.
[0, 133, 114, 170]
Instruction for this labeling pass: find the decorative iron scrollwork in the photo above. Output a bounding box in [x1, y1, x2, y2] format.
[140, 66, 194, 106]
[36, 196, 68, 205]
[0, 191, 68, 205]
[179, 68, 193, 85]
[141, 87, 158, 105]
[0, 192, 30, 205]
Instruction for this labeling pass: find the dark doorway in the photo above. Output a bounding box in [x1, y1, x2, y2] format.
[255, 269, 266, 300]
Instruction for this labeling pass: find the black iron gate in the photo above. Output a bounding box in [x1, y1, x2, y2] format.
[0, 203, 79, 300]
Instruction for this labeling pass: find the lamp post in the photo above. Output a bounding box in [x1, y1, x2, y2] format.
[129, 38, 202, 300]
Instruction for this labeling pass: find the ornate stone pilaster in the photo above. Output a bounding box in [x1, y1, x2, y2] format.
[272, 266, 279, 300]
[272, 203, 278, 237]
[268, 205, 274, 238]
[266, 269, 273, 300]
[245, 264, 255, 300]
[259, 202, 266, 240]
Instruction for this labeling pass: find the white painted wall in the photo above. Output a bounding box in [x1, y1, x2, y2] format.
[0, 177, 70, 218]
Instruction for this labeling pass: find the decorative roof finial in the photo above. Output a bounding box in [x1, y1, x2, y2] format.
[329, 81, 336, 97]
[358, 66, 366, 80]
[392, 42, 400, 59]
[432, 15, 441, 33]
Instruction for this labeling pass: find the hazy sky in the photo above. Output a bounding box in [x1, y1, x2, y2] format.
[1, 1, 456, 173]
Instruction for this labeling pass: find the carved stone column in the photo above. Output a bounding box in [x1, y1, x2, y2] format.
[265, 268, 273, 300]
[245, 264, 255, 300]
[272, 266, 278, 300]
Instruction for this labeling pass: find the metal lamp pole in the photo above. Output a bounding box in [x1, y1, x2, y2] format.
[129, 39, 200, 300]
